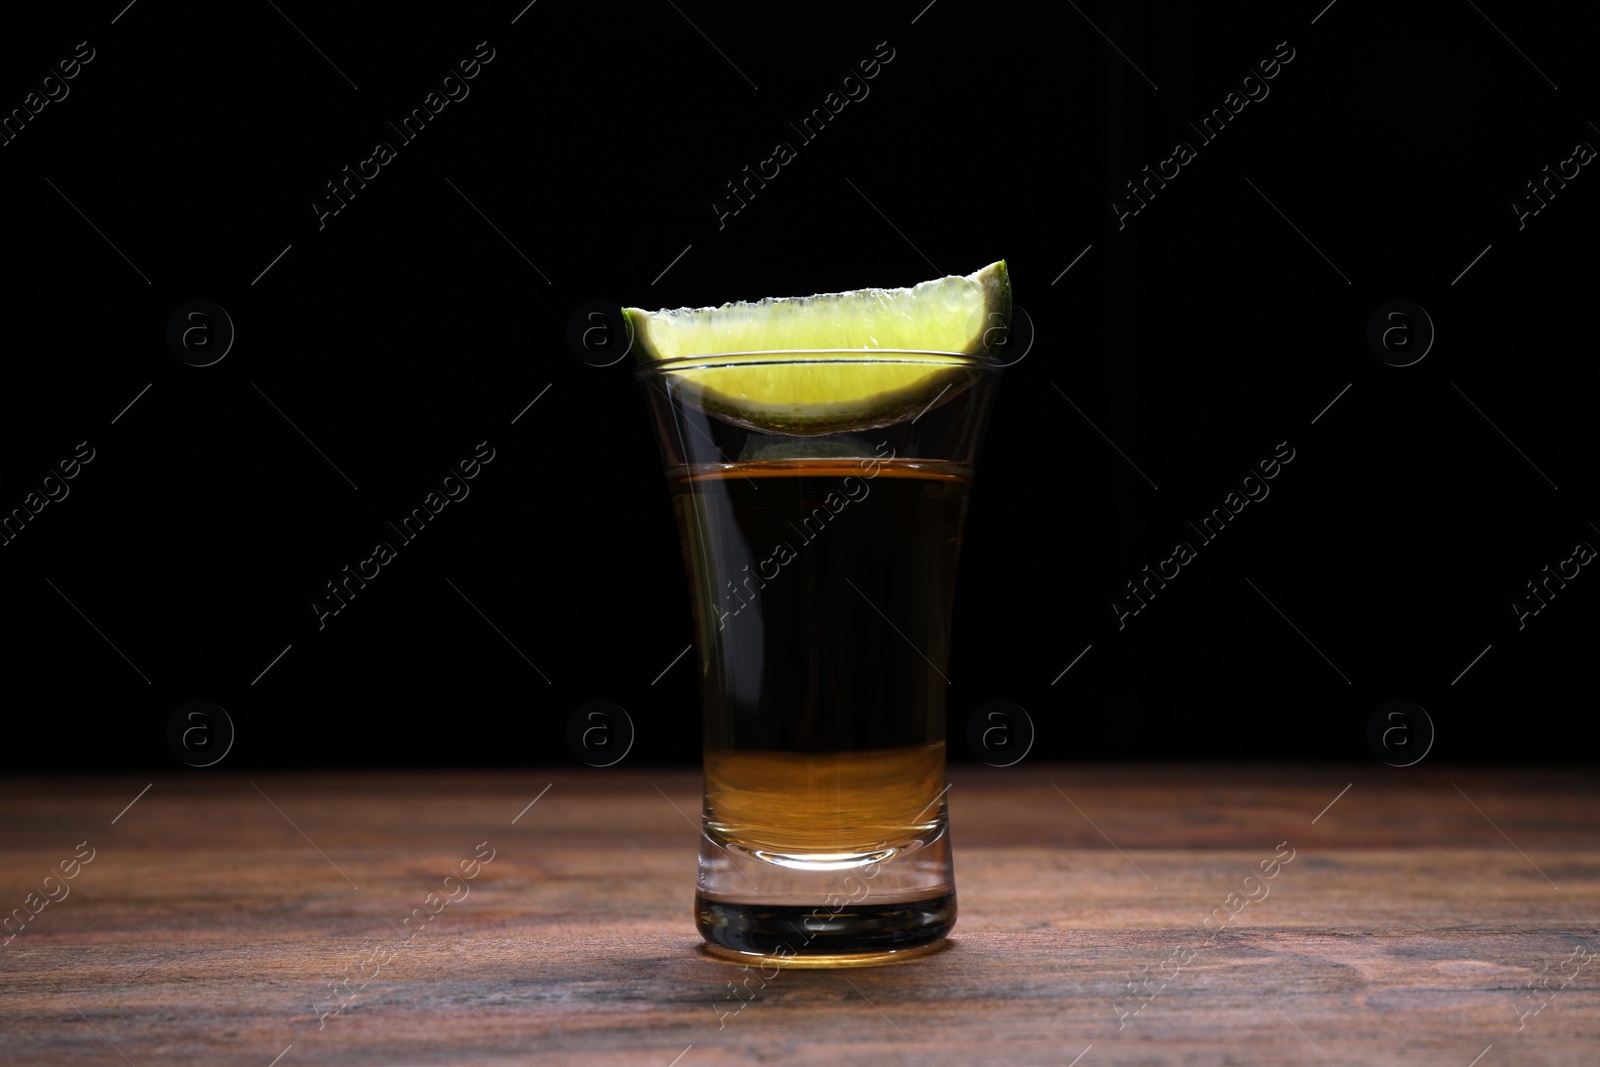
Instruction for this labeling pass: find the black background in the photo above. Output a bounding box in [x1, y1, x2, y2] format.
[1, 0, 1594, 770]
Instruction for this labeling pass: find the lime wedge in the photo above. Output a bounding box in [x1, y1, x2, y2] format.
[626, 261, 1010, 359]
[626, 261, 1009, 434]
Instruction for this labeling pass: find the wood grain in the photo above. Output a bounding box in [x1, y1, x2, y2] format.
[2, 764, 1597, 1065]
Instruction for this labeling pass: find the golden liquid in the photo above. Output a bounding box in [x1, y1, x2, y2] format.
[704, 741, 945, 855]
[674, 460, 967, 864]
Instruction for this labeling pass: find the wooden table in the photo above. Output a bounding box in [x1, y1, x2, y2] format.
[3, 765, 1597, 1065]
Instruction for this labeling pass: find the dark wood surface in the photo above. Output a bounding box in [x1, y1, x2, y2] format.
[3, 764, 1598, 1065]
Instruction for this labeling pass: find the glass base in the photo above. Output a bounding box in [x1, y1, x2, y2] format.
[695, 891, 957, 965]
[693, 790, 956, 966]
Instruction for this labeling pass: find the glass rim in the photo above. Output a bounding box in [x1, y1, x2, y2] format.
[633, 349, 1003, 379]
